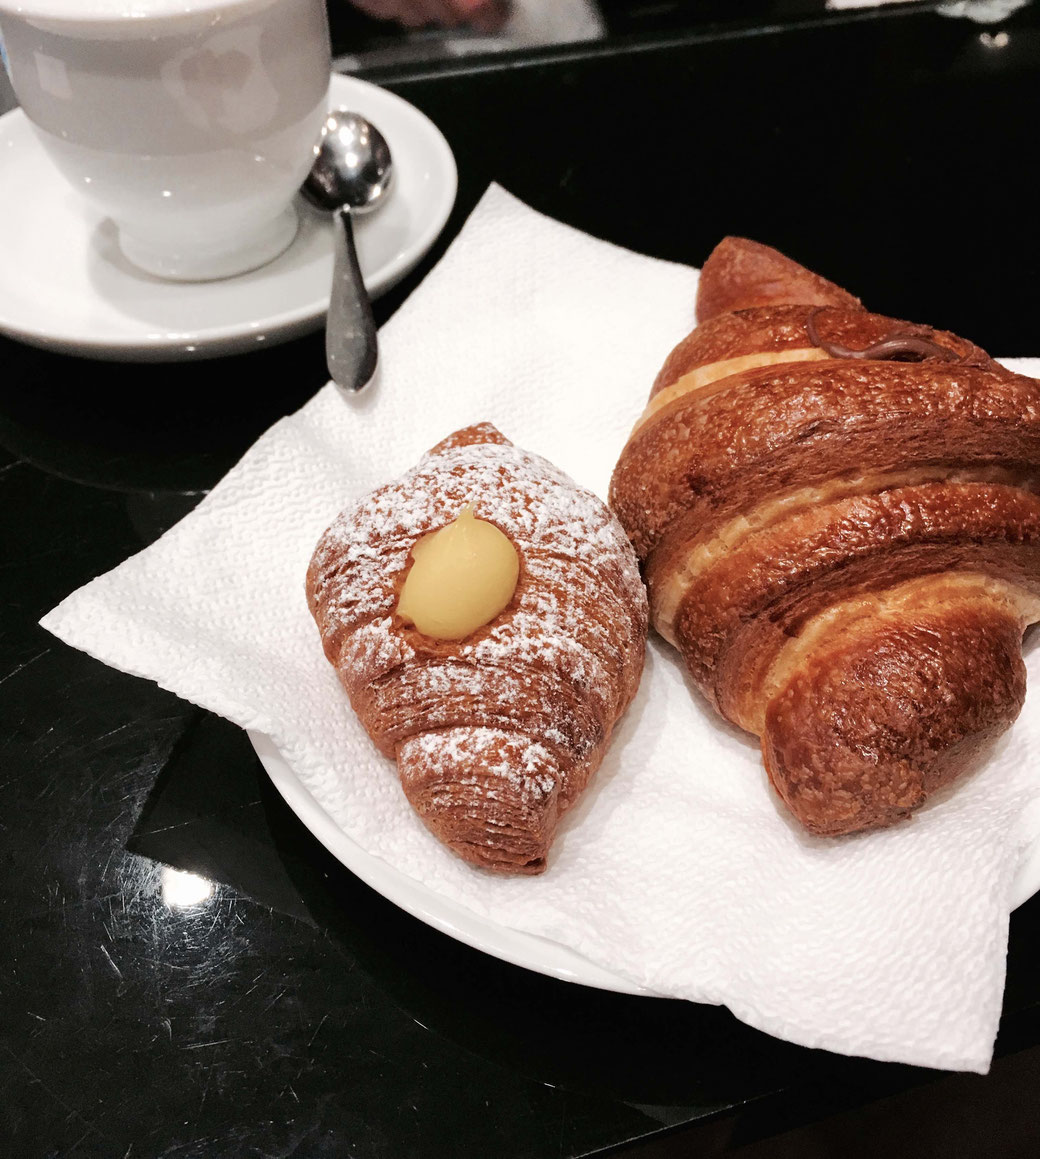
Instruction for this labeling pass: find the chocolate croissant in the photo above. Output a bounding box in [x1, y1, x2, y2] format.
[610, 237, 1040, 836]
[307, 423, 647, 873]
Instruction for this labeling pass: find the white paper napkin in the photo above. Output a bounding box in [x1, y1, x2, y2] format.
[41, 184, 1040, 1073]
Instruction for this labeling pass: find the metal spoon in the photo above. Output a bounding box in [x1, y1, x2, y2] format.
[304, 109, 393, 393]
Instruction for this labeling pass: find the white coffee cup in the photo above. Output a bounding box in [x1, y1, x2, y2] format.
[0, 0, 331, 280]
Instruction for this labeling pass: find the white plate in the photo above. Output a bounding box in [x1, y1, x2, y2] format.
[249, 731, 654, 995]
[250, 730, 1040, 996]
[0, 74, 457, 361]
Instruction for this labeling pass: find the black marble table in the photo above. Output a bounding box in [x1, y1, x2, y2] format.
[4, 4, 1040, 1156]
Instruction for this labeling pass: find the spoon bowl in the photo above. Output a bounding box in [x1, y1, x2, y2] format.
[304, 109, 394, 392]
[304, 110, 394, 214]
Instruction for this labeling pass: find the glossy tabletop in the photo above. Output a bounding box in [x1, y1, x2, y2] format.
[3, 4, 1040, 1156]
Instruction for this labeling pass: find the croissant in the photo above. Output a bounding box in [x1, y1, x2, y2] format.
[610, 237, 1040, 836]
[307, 423, 647, 873]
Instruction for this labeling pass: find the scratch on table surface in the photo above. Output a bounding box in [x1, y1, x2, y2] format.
[99, 942, 123, 980]
[306, 1012, 329, 1048]
[1, 1042, 91, 1127]
[134, 817, 199, 838]
[197, 1069, 212, 1121]
[0, 647, 51, 689]
[66, 1126, 100, 1153]
[93, 722, 136, 744]
[59, 720, 134, 759]
[261, 988, 287, 1013]
[0, 711, 27, 763]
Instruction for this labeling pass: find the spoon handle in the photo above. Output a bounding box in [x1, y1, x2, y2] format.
[326, 206, 378, 393]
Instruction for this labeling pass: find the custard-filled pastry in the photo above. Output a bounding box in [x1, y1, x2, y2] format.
[610, 237, 1040, 836]
[307, 423, 647, 873]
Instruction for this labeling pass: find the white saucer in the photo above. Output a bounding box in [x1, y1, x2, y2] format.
[250, 730, 1040, 995]
[0, 74, 457, 361]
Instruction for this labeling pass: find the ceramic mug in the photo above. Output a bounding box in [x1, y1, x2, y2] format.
[0, 0, 331, 280]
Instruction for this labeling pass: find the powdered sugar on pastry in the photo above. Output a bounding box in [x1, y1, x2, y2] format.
[305, 423, 647, 874]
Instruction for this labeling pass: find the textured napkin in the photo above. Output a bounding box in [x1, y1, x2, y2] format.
[42, 184, 1040, 1073]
